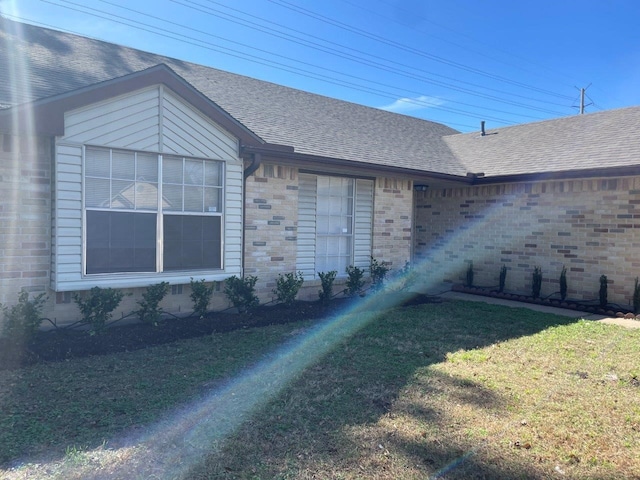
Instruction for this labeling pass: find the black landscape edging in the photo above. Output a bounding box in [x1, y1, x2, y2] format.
[451, 284, 640, 318]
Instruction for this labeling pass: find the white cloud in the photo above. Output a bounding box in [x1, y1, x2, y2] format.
[380, 95, 445, 113]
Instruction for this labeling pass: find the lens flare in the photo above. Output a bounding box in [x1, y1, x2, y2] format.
[2, 9, 38, 307]
[1, 11, 556, 477]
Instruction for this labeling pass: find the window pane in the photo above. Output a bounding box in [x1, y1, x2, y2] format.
[163, 184, 183, 211]
[205, 161, 222, 186]
[112, 150, 135, 180]
[184, 159, 203, 185]
[316, 236, 327, 256]
[317, 176, 330, 197]
[184, 186, 204, 212]
[86, 177, 110, 208]
[335, 255, 350, 273]
[204, 187, 221, 212]
[328, 196, 343, 215]
[326, 236, 340, 254]
[135, 182, 159, 210]
[137, 153, 158, 182]
[163, 156, 183, 184]
[86, 211, 155, 274]
[85, 147, 110, 177]
[341, 215, 353, 234]
[317, 215, 329, 235]
[163, 215, 221, 270]
[111, 179, 135, 209]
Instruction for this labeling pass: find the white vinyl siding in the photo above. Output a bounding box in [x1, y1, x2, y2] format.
[354, 178, 374, 270]
[51, 144, 84, 290]
[52, 85, 243, 291]
[297, 174, 318, 279]
[162, 90, 238, 159]
[297, 173, 373, 279]
[64, 88, 161, 152]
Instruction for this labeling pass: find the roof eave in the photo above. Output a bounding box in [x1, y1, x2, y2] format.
[473, 165, 640, 184]
[0, 64, 266, 146]
[240, 144, 471, 183]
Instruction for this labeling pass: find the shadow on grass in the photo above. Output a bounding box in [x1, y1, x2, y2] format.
[0, 300, 577, 478]
[187, 300, 577, 479]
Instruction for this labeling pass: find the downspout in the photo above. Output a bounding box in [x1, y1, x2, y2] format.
[241, 151, 262, 277]
[244, 151, 262, 179]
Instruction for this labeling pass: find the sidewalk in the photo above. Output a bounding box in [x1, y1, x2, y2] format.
[439, 290, 640, 329]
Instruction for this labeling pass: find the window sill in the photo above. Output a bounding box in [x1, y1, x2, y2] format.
[55, 271, 236, 292]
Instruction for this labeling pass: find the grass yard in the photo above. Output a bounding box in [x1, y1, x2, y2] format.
[1, 300, 639, 479]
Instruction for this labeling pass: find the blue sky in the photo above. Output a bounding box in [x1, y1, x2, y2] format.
[2, 0, 640, 132]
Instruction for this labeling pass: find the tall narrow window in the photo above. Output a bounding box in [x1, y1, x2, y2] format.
[315, 176, 354, 274]
[297, 173, 373, 278]
[84, 147, 224, 275]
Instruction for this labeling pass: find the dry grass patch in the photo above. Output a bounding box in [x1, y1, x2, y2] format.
[191, 302, 640, 480]
[2, 300, 639, 479]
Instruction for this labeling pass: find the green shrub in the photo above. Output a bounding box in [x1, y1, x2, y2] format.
[224, 275, 259, 313]
[135, 282, 169, 325]
[532, 266, 542, 299]
[273, 271, 304, 306]
[370, 257, 390, 291]
[559, 266, 568, 301]
[498, 264, 507, 293]
[345, 265, 365, 297]
[1, 290, 48, 341]
[599, 274, 608, 308]
[190, 278, 215, 318]
[318, 270, 337, 304]
[465, 261, 474, 287]
[397, 261, 419, 292]
[73, 287, 125, 334]
[633, 277, 640, 314]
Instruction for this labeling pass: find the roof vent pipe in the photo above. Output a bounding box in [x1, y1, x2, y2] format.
[480, 121, 486, 136]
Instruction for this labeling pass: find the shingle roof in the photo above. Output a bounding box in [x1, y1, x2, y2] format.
[0, 19, 464, 176]
[443, 107, 640, 177]
[2, 18, 640, 181]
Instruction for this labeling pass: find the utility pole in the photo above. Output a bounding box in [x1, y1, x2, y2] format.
[575, 84, 593, 114]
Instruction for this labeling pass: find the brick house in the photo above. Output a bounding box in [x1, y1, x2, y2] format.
[1, 18, 640, 324]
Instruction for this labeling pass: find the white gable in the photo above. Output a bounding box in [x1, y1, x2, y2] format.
[62, 85, 238, 159]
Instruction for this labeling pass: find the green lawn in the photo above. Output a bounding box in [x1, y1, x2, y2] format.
[1, 300, 638, 479]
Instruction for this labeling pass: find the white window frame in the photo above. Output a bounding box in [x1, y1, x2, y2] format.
[82, 146, 225, 277]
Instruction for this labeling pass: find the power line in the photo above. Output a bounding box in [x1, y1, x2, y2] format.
[266, 0, 575, 101]
[192, 0, 571, 111]
[173, 0, 565, 118]
[363, 0, 579, 88]
[35, 0, 553, 125]
[22, 4, 491, 128]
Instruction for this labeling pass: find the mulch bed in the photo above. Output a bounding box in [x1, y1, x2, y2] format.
[0, 293, 439, 372]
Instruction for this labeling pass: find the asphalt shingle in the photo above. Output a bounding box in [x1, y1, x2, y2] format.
[443, 107, 640, 177]
[2, 18, 640, 180]
[0, 19, 463, 176]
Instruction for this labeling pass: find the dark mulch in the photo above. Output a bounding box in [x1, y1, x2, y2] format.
[0, 293, 440, 372]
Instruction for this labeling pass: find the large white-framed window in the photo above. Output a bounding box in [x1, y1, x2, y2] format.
[297, 173, 373, 278]
[83, 146, 224, 275]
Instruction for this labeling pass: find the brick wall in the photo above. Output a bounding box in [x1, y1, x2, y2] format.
[0, 135, 52, 307]
[373, 177, 413, 270]
[244, 164, 300, 300]
[414, 177, 640, 306]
